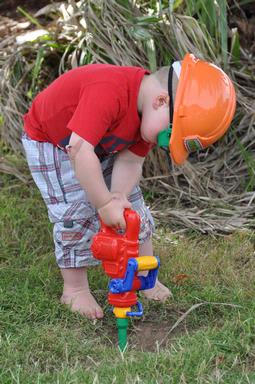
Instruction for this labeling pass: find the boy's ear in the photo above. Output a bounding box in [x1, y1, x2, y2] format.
[152, 92, 169, 109]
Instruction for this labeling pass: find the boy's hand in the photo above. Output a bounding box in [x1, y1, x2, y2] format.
[98, 192, 132, 229]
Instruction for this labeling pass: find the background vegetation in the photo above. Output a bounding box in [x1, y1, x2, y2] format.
[0, 2, 255, 382]
[0, 0, 254, 233]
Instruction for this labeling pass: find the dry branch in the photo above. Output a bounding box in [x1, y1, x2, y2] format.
[0, 1, 254, 233]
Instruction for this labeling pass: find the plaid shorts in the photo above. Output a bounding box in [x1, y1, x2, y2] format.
[22, 132, 154, 268]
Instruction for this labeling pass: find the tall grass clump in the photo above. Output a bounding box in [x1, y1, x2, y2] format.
[0, 0, 254, 233]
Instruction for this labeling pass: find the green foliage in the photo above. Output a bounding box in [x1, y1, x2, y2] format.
[175, 0, 228, 66]
[27, 47, 46, 99]
[17, 6, 44, 29]
[230, 28, 241, 65]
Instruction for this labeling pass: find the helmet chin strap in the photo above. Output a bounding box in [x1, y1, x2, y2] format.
[169, 60, 181, 124]
[157, 60, 182, 170]
[157, 60, 182, 149]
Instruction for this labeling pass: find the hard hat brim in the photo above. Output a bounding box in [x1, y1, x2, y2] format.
[169, 54, 194, 165]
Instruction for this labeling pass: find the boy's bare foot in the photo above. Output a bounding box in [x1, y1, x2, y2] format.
[60, 267, 104, 320]
[61, 288, 104, 320]
[141, 280, 172, 302]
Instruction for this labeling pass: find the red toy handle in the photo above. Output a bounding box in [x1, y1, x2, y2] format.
[91, 208, 141, 278]
[99, 208, 140, 241]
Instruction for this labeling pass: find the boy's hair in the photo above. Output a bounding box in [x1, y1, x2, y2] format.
[152, 66, 179, 102]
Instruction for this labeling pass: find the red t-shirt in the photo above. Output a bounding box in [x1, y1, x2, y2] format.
[23, 64, 153, 157]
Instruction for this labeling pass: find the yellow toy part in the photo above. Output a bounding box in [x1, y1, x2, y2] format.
[137, 256, 159, 271]
[113, 306, 131, 319]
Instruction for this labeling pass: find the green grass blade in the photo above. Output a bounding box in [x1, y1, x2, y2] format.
[235, 135, 255, 192]
[230, 28, 241, 65]
[27, 47, 45, 99]
[217, 0, 228, 68]
[146, 38, 157, 72]
[17, 6, 43, 29]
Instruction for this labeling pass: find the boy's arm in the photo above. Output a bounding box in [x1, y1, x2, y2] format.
[110, 149, 145, 197]
[68, 133, 131, 228]
[68, 133, 112, 209]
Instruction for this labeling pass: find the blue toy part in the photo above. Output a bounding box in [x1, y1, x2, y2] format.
[109, 258, 138, 293]
[138, 256, 161, 291]
[109, 256, 160, 294]
[126, 301, 143, 317]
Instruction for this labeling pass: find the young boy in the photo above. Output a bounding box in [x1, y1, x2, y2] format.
[22, 53, 236, 320]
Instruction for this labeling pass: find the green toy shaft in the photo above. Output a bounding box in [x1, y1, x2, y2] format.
[116, 318, 129, 352]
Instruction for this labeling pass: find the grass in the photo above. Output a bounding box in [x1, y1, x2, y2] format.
[1, 173, 255, 384]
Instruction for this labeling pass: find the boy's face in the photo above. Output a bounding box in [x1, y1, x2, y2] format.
[140, 92, 170, 144]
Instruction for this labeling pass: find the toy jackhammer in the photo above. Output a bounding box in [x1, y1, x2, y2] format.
[91, 208, 160, 351]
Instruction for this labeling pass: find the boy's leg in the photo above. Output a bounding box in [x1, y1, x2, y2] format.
[22, 132, 103, 319]
[128, 186, 172, 302]
[53, 218, 103, 319]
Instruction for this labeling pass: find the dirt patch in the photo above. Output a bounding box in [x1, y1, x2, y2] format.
[129, 320, 186, 352]
[105, 319, 188, 352]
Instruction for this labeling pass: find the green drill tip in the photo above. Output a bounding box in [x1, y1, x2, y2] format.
[116, 318, 129, 352]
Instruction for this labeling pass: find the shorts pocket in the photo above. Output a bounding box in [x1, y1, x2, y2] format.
[53, 217, 100, 268]
[47, 201, 96, 223]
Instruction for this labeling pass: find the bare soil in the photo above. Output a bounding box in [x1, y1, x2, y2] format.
[105, 319, 189, 352]
[129, 320, 186, 352]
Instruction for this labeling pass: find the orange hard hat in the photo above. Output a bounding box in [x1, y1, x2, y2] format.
[169, 53, 236, 165]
